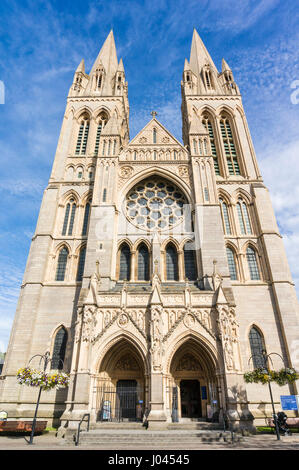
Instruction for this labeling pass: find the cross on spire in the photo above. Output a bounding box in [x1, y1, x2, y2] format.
[151, 111, 157, 118]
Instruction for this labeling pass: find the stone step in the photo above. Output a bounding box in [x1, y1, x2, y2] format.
[63, 429, 242, 446]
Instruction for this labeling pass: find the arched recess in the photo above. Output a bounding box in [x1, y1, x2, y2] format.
[118, 168, 193, 210]
[167, 335, 219, 420]
[96, 337, 147, 422]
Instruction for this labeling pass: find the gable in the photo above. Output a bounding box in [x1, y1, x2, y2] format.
[129, 118, 185, 149]
[119, 118, 189, 162]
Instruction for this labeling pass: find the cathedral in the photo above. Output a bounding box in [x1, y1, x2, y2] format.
[1, 29, 299, 431]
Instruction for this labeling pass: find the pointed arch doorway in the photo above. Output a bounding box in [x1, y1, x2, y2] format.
[96, 339, 146, 422]
[168, 338, 219, 421]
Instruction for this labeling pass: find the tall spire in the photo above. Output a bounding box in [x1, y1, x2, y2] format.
[90, 30, 118, 77]
[85, 30, 119, 96]
[189, 28, 218, 76]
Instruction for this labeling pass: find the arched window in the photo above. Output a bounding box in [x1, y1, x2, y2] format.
[183, 243, 197, 281]
[62, 199, 76, 236]
[82, 200, 91, 236]
[220, 115, 240, 175]
[153, 128, 157, 144]
[246, 246, 260, 280]
[55, 247, 69, 281]
[51, 327, 67, 370]
[94, 112, 108, 155]
[219, 198, 231, 235]
[119, 244, 131, 281]
[226, 246, 238, 280]
[75, 115, 90, 155]
[202, 115, 220, 175]
[76, 246, 86, 282]
[237, 198, 252, 234]
[166, 244, 178, 281]
[249, 327, 266, 368]
[137, 243, 150, 281]
[103, 188, 107, 202]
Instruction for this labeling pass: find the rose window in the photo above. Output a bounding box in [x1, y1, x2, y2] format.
[125, 178, 187, 231]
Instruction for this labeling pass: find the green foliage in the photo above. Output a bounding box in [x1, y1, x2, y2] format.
[244, 367, 298, 386]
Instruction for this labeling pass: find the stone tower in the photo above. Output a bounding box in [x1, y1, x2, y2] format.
[1, 30, 298, 431]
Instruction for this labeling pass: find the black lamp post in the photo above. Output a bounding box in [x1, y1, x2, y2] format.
[27, 351, 51, 445]
[248, 350, 286, 441]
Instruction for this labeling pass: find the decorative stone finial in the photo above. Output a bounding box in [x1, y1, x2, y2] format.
[151, 111, 157, 118]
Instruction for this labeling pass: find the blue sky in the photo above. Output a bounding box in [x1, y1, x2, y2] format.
[0, 0, 298, 352]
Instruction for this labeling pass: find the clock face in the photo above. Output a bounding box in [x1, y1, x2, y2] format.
[125, 177, 187, 232]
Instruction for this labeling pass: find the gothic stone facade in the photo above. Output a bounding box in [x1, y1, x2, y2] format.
[1, 30, 299, 430]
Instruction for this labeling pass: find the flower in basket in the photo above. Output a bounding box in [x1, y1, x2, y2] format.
[17, 367, 70, 391]
[244, 367, 299, 386]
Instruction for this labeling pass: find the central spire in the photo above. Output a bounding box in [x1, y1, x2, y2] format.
[189, 28, 218, 76]
[90, 30, 118, 78]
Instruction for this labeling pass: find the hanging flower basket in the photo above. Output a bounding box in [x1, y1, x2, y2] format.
[17, 367, 70, 391]
[244, 367, 298, 386]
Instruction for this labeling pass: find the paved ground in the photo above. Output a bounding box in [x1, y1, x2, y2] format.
[0, 432, 299, 450]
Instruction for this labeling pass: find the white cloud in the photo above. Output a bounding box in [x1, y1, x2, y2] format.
[260, 138, 299, 292]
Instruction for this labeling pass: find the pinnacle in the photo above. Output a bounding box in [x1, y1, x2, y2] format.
[75, 59, 85, 74]
[222, 58, 231, 72]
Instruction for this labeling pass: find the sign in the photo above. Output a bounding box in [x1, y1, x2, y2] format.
[280, 395, 298, 411]
[138, 400, 143, 404]
[201, 386, 207, 400]
[102, 400, 111, 420]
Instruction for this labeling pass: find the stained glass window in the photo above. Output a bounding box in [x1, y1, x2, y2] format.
[166, 244, 178, 281]
[226, 247, 237, 280]
[137, 244, 149, 281]
[249, 327, 266, 369]
[55, 247, 68, 281]
[184, 244, 197, 281]
[247, 247, 260, 280]
[51, 328, 67, 370]
[76, 246, 86, 281]
[119, 244, 131, 281]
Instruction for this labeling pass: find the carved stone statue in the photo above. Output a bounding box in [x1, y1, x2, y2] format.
[212, 259, 223, 291]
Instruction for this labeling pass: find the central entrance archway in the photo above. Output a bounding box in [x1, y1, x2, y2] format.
[96, 338, 146, 422]
[168, 337, 219, 421]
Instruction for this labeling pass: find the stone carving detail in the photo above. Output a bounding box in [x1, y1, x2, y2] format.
[176, 353, 202, 371]
[74, 307, 83, 343]
[150, 305, 164, 371]
[82, 305, 97, 342]
[162, 136, 170, 143]
[139, 137, 147, 143]
[117, 312, 129, 328]
[183, 313, 196, 328]
[178, 165, 190, 178]
[212, 259, 223, 291]
[217, 306, 239, 371]
[119, 166, 133, 179]
[115, 354, 139, 371]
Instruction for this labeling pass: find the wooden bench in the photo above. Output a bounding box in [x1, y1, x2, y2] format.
[266, 417, 299, 429]
[0, 420, 47, 433]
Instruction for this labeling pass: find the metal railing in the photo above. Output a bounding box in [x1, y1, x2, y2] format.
[74, 413, 90, 446]
[221, 409, 235, 443]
